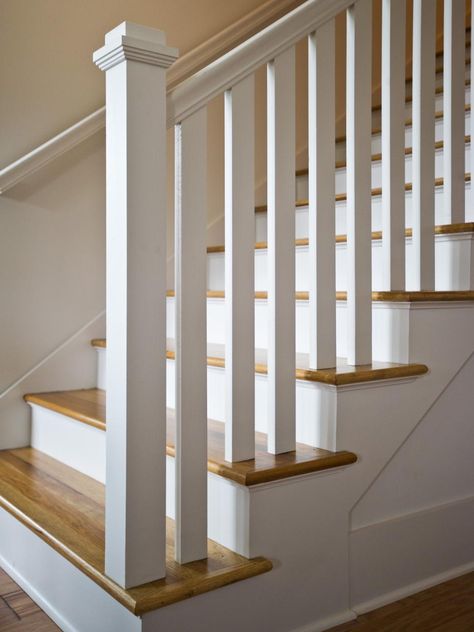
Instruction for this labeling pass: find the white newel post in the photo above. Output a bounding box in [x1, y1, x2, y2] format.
[93, 22, 178, 589]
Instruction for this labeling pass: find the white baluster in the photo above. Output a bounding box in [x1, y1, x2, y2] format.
[175, 108, 208, 563]
[346, 0, 372, 366]
[381, 0, 406, 290]
[93, 22, 178, 588]
[308, 22, 336, 370]
[444, 0, 466, 224]
[224, 76, 256, 463]
[412, 0, 436, 290]
[267, 47, 296, 454]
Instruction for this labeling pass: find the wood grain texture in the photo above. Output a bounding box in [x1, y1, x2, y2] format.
[25, 390, 105, 431]
[329, 571, 474, 631]
[22, 389, 357, 485]
[0, 448, 272, 615]
[157, 290, 474, 303]
[0, 567, 59, 631]
[89, 339, 429, 384]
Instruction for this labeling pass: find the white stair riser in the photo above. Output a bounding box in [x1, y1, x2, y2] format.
[95, 301, 416, 452]
[297, 142, 471, 200]
[163, 298, 430, 360]
[208, 232, 474, 292]
[257, 181, 473, 242]
[28, 403, 251, 557]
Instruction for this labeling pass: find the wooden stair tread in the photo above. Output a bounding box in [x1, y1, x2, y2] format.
[160, 289, 474, 303]
[207, 222, 474, 254]
[295, 134, 471, 177]
[88, 341, 429, 385]
[0, 447, 272, 615]
[333, 103, 471, 146]
[255, 173, 472, 213]
[23, 389, 357, 484]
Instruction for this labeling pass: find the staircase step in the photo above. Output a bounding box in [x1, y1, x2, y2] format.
[163, 289, 474, 303]
[207, 222, 474, 254]
[90, 339, 429, 386]
[256, 173, 471, 214]
[295, 134, 471, 179]
[24, 389, 357, 485]
[0, 447, 272, 615]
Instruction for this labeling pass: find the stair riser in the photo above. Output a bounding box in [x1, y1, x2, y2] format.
[28, 404, 251, 557]
[95, 300, 416, 452]
[209, 232, 474, 293]
[163, 284, 470, 364]
[330, 106, 470, 186]
[257, 181, 473, 242]
[368, 80, 471, 135]
[297, 142, 471, 200]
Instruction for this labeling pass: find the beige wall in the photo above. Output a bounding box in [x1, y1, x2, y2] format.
[0, 0, 272, 165]
[0, 0, 467, 405]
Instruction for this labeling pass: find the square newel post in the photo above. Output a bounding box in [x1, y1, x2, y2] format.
[93, 22, 178, 589]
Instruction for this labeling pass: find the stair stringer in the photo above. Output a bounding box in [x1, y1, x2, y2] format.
[141, 303, 474, 632]
[349, 351, 474, 611]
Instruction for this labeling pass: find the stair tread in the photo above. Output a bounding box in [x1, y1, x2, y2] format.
[0, 447, 272, 615]
[295, 134, 471, 177]
[207, 222, 474, 254]
[333, 102, 471, 146]
[23, 389, 357, 485]
[255, 173, 472, 213]
[162, 290, 474, 303]
[88, 340, 429, 385]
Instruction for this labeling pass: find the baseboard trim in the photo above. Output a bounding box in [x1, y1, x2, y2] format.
[290, 609, 356, 632]
[0, 551, 76, 632]
[353, 561, 474, 616]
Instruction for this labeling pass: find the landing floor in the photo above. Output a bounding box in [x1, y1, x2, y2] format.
[330, 571, 474, 631]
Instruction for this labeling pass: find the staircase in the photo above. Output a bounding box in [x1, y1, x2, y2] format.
[1, 1, 474, 631]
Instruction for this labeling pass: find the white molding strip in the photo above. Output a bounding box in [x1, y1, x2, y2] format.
[0, 108, 105, 194]
[0, 0, 306, 194]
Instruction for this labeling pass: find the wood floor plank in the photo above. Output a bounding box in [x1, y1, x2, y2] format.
[329, 572, 474, 631]
[0, 448, 272, 615]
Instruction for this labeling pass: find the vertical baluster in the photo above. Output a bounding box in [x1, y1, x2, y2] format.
[346, 0, 373, 366]
[444, 0, 466, 224]
[93, 22, 178, 588]
[267, 48, 296, 454]
[381, 0, 406, 290]
[412, 0, 436, 290]
[224, 76, 255, 462]
[472, 1, 474, 222]
[175, 108, 208, 563]
[308, 22, 336, 370]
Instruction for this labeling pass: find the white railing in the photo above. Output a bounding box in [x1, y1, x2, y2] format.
[93, 0, 468, 588]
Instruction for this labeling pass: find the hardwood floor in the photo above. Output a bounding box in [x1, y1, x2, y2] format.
[330, 572, 474, 631]
[0, 568, 58, 631]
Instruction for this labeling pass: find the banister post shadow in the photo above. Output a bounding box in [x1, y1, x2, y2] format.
[93, 22, 178, 589]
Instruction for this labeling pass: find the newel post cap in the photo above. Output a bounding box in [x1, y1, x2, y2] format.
[93, 21, 179, 72]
